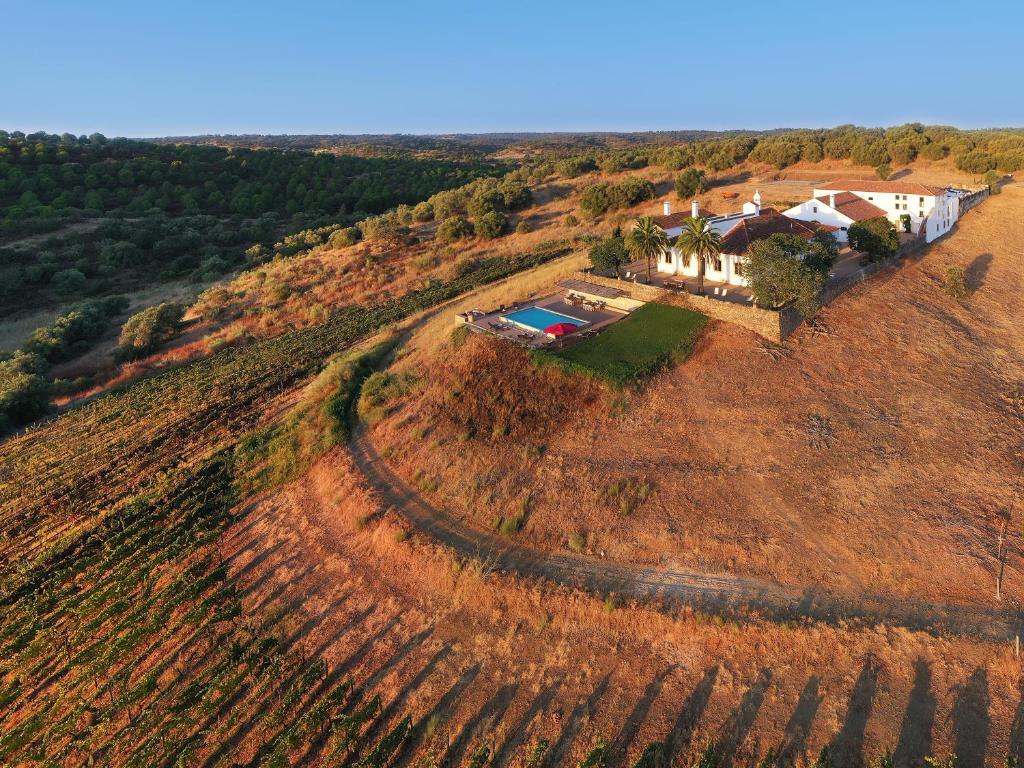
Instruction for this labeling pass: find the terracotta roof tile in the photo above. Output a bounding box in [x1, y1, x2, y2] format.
[652, 210, 717, 229]
[719, 210, 830, 256]
[815, 191, 888, 221]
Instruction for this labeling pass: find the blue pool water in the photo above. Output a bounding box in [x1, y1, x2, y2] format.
[503, 306, 587, 333]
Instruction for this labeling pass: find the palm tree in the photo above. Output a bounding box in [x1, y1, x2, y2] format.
[625, 216, 669, 282]
[676, 216, 722, 295]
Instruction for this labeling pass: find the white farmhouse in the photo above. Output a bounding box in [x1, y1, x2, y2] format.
[782, 191, 887, 243]
[656, 195, 836, 287]
[786, 179, 960, 243]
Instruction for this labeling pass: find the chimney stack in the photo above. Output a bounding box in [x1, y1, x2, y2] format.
[663, 200, 671, 216]
[691, 199, 700, 218]
[829, 193, 836, 209]
[753, 189, 762, 214]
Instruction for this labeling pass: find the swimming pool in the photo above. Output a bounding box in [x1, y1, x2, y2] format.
[502, 306, 587, 333]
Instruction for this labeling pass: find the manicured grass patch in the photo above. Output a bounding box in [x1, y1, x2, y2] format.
[549, 303, 706, 386]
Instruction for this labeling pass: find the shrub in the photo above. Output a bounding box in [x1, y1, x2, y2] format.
[24, 296, 128, 364]
[430, 188, 468, 219]
[395, 203, 414, 225]
[515, 220, 532, 234]
[564, 214, 579, 227]
[52, 268, 86, 296]
[899, 213, 912, 233]
[555, 156, 597, 178]
[983, 169, 1001, 193]
[943, 265, 968, 300]
[410, 254, 440, 273]
[580, 178, 656, 217]
[329, 226, 361, 248]
[116, 302, 184, 360]
[675, 168, 708, 199]
[0, 352, 50, 431]
[357, 370, 414, 426]
[450, 325, 472, 349]
[500, 182, 532, 210]
[848, 217, 900, 262]
[579, 183, 613, 217]
[875, 163, 892, 181]
[412, 201, 435, 221]
[468, 189, 504, 219]
[360, 214, 406, 244]
[436, 216, 474, 243]
[245, 243, 270, 263]
[473, 211, 508, 239]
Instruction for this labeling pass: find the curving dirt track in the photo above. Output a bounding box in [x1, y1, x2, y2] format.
[350, 418, 1023, 642]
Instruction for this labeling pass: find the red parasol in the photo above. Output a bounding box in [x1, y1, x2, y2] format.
[544, 322, 580, 337]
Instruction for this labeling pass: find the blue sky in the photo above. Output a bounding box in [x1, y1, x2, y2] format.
[3, 0, 1022, 137]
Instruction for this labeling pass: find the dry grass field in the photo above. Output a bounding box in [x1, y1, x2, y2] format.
[372, 181, 1024, 613]
[228, 448, 1023, 767]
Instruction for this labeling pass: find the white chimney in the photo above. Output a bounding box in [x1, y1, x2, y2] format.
[691, 199, 700, 218]
[828, 193, 836, 209]
[663, 200, 671, 216]
[753, 189, 762, 213]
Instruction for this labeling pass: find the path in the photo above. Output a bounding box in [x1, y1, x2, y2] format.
[346, 317, 1023, 642]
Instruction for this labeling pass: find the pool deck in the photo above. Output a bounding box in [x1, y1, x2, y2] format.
[459, 293, 627, 349]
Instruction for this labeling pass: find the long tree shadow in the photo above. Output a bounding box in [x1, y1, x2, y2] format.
[437, 682, 519, 767]
[1010, 678, 1024, 763]
[491, 677, 564, 768]
[716, 668, 772, 768]
[831, 656, 880, 768]
[198, 604, 375, 768]
[664, 666, 719, 765]
[354, 644, 452, 756]
[893, 659, 935, 768]
[778, 676, 822, 765]
[299, 626, 437, 766]
[393, 662, 482, 768]
[547, 673, 613, 767]
[182, 591, 352, 763]
[951, 667, 989, 768]
[608, 666, 674, 768]
[965, 253, 993, 293]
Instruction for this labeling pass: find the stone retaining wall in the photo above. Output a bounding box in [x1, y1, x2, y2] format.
[573, 272, 791, 343]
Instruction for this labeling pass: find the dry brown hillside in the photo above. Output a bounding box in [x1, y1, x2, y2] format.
[372, 182, 1024, 612]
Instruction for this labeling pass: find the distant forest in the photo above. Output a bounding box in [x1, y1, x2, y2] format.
[148, 125, 1024, 171]
[0, 131, 503, 314]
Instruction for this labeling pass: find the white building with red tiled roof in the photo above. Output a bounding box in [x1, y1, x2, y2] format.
[793, 178, 962, 243]
[782, 191, 888, 243]
[655, 193, 837, 287]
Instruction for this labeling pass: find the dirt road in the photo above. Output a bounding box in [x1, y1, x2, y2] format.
[349, 419, 1022, 642]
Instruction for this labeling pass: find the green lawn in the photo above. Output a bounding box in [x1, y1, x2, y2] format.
[551, 302, 707, 386]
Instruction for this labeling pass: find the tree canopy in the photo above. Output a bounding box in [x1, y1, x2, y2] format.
[848, 217, 900, 262]
[588, 234, 630, 275]
[745, 233, 827, 316]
